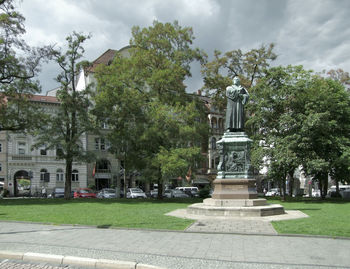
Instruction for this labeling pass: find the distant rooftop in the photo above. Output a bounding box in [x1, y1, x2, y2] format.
[30, 95, 59, 104]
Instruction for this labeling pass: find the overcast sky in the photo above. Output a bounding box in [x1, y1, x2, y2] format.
[18, 0, 350, 94]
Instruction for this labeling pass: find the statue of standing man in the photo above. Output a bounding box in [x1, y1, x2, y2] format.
[225, 77, 249, 132]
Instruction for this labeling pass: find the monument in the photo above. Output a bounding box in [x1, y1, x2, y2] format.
[187, 77, 284, 217]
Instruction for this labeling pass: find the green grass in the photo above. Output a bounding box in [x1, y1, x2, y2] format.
[0, 198, 199, 230]
[1, 197, 350, 237]
[267, 197, 350, 238]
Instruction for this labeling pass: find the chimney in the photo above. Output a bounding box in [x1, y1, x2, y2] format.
[197, 89, 202, 96]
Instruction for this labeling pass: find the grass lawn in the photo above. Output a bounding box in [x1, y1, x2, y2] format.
[1, 197, 349, 237]
[268, 197, 350, 238]
[0, 198, 199, 230]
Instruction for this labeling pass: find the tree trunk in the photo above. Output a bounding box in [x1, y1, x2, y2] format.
[281, 174, 287, 201]
[322, 174, 328, 199]
[157, 167, 163, 199]
[336, 180, 340, 195]
[288, 171, 294, 197]
[65, 158, 73, 199]
[318, 179, 323, 199]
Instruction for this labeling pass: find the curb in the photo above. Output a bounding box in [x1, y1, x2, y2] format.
[0, 251, 166, 269]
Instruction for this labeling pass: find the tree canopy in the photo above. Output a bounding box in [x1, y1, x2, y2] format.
[94, 21, 208, 197]
[247, 65, 350, 198]
[0, 0, 51, 131]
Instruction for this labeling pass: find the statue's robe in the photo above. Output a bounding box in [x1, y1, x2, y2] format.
[225, 85, 249, 132]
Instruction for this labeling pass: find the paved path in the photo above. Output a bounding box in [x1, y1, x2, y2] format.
[0, 259, 79, 269]
[0, 221, 349, 269]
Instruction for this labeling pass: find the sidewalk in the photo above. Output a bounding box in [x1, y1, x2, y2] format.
[0, 221, 349, 269]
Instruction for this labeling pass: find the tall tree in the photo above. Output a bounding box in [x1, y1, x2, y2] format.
[95, 21, 208, 197]
[297, 76, 350, 198]
[201, 43, 276, 110]
[0, 0, 51, 131]
[247, 66, 310, 199]
[248, 65, 350, 199]
[34, 32, 95, 199]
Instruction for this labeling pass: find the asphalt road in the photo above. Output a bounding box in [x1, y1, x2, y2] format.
[0, 221, 349, 269]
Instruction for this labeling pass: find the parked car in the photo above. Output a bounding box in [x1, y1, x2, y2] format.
[175, 187, 199, 197]
[150, 189, 158, 198]
[97, 188, 116, 199]
[126, 188, 147, 199]
[164, 189, 189, 198]
[312, 189, 321, 197]
[49, 187, 65, 198]
[328, 185, 350, 198]
[265, 188, 280, 197]
[74, 188, 96, 198]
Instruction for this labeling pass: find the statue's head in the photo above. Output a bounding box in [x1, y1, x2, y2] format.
[233, 77, 240, 85]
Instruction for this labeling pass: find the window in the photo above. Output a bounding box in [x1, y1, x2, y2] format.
[40, 169, 50, 182]
[0, 163, 2, 172]
[101, 122, 108, 129]
[18, 142, 26, 155]
[95, 137, 109, 151]
[95, 138, 99, 150]
[40, 148, 47, 155]
[0, 143, 2, 152]
[211, 137, 217, 150]
[100, 138, 105, 151]
[56, 146, 64, 157]
[72, 170, 79, 182]
[56, 169, 64, 182]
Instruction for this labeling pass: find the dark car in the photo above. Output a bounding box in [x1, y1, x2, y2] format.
[50, 187, 65, 198]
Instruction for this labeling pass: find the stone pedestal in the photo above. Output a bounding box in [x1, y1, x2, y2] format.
[187, 132, 285, 217]
[212, 178, 257, 199]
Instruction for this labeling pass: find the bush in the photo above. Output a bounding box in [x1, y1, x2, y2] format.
[330, 191, 342, 198]
[1, 189, 9, 197]
[88, 184, 96, 191]
[199, 187, 210, 198]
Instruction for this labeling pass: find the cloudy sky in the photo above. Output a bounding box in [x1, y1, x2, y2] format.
[17, 0, 350, 94]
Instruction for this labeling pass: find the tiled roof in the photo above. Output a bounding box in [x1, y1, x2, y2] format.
[87, 49, 117, 72]
[30, 95, 60, 104]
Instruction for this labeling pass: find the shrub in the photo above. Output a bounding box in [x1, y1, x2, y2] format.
[199, 187, 210, 198]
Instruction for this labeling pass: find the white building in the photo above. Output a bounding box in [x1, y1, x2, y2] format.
[2, 95, 87, 196]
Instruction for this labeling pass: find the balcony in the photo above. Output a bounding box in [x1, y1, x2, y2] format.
[12, 155, 32, 161]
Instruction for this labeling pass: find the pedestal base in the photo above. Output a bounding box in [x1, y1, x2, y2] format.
[187, 198, 285, 217]
[187, 177, 285, 217]
[212, 178, 257, 199]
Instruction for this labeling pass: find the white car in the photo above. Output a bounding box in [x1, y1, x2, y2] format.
[126, 188, 147, 198]
[97, 188, 116, 198]
[265, 188, 280, 197]
[163, 189, 189, 198]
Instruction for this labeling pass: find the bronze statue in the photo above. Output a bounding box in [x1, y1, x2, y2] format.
[225, 77, 249, 132]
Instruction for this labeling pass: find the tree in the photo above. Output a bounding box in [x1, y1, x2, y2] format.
[201, 43, 276, 110]
[139, 99, 207, 197]
[248, 65, 350, 199]
[0, 0, 51, 131]
[94, 21, 208, 198]
[34, 32, 95, 199]
[297, 76, 350, 198]
[247, 66, 310, 199]
[322, 68, 350, 88]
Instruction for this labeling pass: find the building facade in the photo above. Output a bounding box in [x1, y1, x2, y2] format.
[1, 96, 88, 197]
[1, 46, 225, 196]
